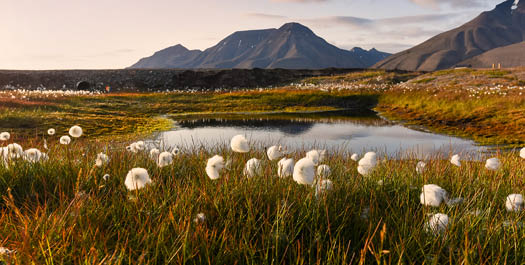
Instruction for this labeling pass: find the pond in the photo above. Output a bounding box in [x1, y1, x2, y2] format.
[156, 110, 488, 159]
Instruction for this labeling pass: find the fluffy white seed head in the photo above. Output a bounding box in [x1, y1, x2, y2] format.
[206, 155, 225, 180]
[194, 212, 206, 223]
[95, 153, 109, 167]
[317, 165, 331, 178]
[357, 152, 377, 176]
[520, 147, 525, 159]
[485, 158, 501, 171]
[24, 148, 42, 163]
[244, 158, 262, 178]
[149, 148, 160, 160]
[124, 168, 151, 191]
[7, 143, 23, 159]
[0, 132, 10, 141]
[450, 154, 461, 167]
[350, 153, 359, 161]
[506, 194, 524, 212]
[267, 145, 283, 161]
[306, 150, 320, 166]
[68, 125, 83, 138]
[277, 158, 294, 178]
[426, 213, 449, 234]
[157, 151, 173, 168]
[315, 179, 333, 197]
[420, 184, 448, 207]
[231, 135, 249, 153]
[59, 136, 71, 145]
[47, 128, 56, 135]
[103, 174, 110, 181]
[416, 161, 426, 174]
[293, 157, 315, 185]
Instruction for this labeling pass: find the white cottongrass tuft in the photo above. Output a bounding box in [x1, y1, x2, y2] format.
[206, 155, 225, 180]
[0, 132, 10, 141]
[124, 168, 151, 191]
[95, 153, 109, 167]
[315, 179, 333, 197]
[420, 184, 448, 207]
[350, 153, 359, 161]
[68, 125, 83, 138]
[267, 145, 283, 161]
[47, 128, 55, 135]
[194, 212, 206, 223]
[127, 141, 145, 153]
[157, 151, 174, 168]
[0, 246, 15, 255]
[277, 158, 294, 178]
[520, 147, 525, 159]
[149, 148, 160, 160]
[450, 154, 461, 167]
[7, 143, 23, 159]
[59, 135, 71, 145]
[485, 157, 501, 171]
[416, 161, 426, 174]
[506, 194, 524, 212]
[244, 158, 263, 178]
[24, 148, 42, 163]
[293, 157, 315, 185]
[357, 152, 377, 176]
[0, 147, 8, 167]
[231, 134, 249, 153]
[306, 150, 320, 165]
[426, 213, 449, 234]
[103, 174, 110, 181]
[317, 165, 331, 178]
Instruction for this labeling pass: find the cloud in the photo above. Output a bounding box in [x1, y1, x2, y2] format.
[270, 0, 328, 2]
[409, 0, 486, 9]
[246, 13, 289, 19]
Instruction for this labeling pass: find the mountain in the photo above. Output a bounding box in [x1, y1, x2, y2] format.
[374, 0, 525, 71]
[458, 42, 525, 68]
[130, 23, 390, 69]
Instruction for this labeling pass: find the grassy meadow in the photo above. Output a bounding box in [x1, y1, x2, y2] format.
[0, 68, 524, 264]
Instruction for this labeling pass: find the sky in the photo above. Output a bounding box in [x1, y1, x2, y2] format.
[1, 0, 504, 69]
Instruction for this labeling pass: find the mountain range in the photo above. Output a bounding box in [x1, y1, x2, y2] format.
[130, 23, 390, 69]
[374, 0, 525, 71]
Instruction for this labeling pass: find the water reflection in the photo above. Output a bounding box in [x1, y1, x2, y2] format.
[157, 111, 487, 159]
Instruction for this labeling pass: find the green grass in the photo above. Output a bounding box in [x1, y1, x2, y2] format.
[0, 137, 524, 264]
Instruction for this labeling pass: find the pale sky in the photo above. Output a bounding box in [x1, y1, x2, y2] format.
[1, 0, 503, 69]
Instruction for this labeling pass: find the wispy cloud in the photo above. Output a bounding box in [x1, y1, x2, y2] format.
[270, 0, 329, 2]
[246, 11, 470, 53]
[246, 13, 289, 19]
[409, 0, 486, 9]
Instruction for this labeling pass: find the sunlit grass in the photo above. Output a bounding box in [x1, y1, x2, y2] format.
[0, 135, 523, 264]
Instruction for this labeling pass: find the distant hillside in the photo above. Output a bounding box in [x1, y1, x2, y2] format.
[374, 0, 525, 71]
[459, 42, 525, 68]
[130, 23, 390, 69]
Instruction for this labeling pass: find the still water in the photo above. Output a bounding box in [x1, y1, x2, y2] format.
[156, 111, 488, 158]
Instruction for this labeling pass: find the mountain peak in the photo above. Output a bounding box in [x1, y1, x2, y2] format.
[278, 22, 314, 34]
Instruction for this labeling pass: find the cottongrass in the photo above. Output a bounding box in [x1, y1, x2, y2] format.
[59, 135, 71, 145]
[230, 134, 249, 153]
[0, 132, 10, 141]
[0, 138, 524, 264]
[277, 157, 294, 178]
[206, 155, 225, 180]
[293, 157, 315, 185]
[124, 168, 151, 191]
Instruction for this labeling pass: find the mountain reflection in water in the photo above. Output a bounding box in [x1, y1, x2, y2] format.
[157, 111, 487, 159]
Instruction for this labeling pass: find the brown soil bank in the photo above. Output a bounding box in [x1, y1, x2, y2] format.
[0, 68, 370, 92]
